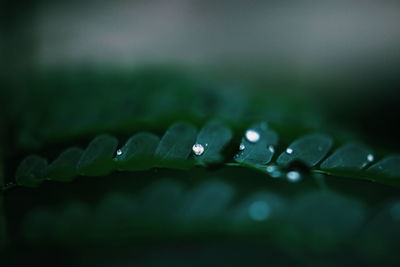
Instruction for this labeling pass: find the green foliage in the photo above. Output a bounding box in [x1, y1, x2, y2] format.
[154, 122, 197, 169]
[368, 155, 400, 178]
[3, 68, 400, 266]
[114, 132, 160, 171]
[7, 120, 400, 190]
[45, 147, 83, 182]
[234, 122, 278, 166]
[276, 133, 332, 167]
[194, 120, 232, 165]
[15, 155, 47, 187]
[77, 134, 118, 176]
[320, 142, 373, 170]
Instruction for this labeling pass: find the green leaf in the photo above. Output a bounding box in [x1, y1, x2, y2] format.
[367, 155, 400, 178]
[15, 155, 48, 187]
[114, 132, 160, 171]
[193, 120, 233, 165]
[234, 122, 278, 166]
[320, 143, 373, 170]
[77, 134, 118, 176]
[45, 147, 83, 182]
[277, 133, 333, 167]
[154, 122, 197, 169]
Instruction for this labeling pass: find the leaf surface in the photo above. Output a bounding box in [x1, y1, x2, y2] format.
[155, 122, 197, 169]
[193, 120, 233, 165]
[45, 147, 83, 181]
[320, 143, 373, 170]
[234, 122, 278, 166]
[77, 134, 118, 176]
[277, 133, 333, 167]
[115, 132, 160, 171]
[16, 155, 48, 187]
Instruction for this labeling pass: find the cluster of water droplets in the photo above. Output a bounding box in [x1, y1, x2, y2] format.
[265, 165, 282, 178]
[264, 164, 301, 182]
[190, 126, 306, 182]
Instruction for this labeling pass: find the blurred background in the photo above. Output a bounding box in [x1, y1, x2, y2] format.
[2, 1, 400, 266]
[2, 0, 400, 148]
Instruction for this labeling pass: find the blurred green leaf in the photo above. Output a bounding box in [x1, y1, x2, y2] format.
[368, 155, 400, 178]
[154, 122, 197, 169]
[15, 155, 48, 187]
[45, 147, 83, 182]
[77, 134, 118, 176]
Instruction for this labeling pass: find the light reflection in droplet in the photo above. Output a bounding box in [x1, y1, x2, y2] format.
[239, 143, 245, 150]
[266, 165, 277, 173]
[268, 145, 275, 153]
[286, 148, 293, 154]
[192, 143, 205, 156]
[248, 201, 270, 221]
[245, 129, 260, 143]
[116, 149, 123, 156]
[367, 154, 374, 162]
[286, 171, 301, 182]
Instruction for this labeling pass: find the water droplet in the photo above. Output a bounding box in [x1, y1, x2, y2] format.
[367, 154, 374, 162]
[248, 201, 270, 221]
[245, 129, 260, 143]
[286, 148, 293, 154]
[286, 171, 301, 182]
[116, 149, 123, 156]
[268, 145, 275, 153]
[192, 143, 205, 156]
[266, 165, 277, 173]
[239, 143, 245, 150]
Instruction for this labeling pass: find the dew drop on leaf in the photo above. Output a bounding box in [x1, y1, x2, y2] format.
[286, 171, 301, 182]
[245, 129, 260, 143]
[367, 154, 374, 162]
[268, 145, 275, 153]
[116, 149, 122, 156]
[266, 165, 277, 173]
[192, 143, 205, 156]
[286, 148, 293, 154]
[239, 143, 245, 150]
